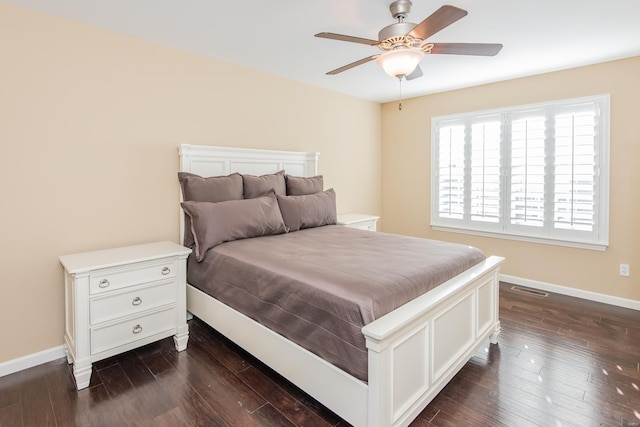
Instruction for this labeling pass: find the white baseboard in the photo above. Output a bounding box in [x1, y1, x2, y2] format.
[500, 274, 640, 311]
[0, 345, 66, 378]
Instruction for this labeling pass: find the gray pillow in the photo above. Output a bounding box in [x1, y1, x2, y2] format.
[181, 192, 288, 262]
[285, 174, 324, 196]
[178, 172, 244, 248]
[178, 172, 244, 201]
[243, 170, 286, 199]
[276, 189, 337, 232]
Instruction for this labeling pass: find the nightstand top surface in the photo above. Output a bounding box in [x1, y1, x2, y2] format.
[59, 241, 191, 274]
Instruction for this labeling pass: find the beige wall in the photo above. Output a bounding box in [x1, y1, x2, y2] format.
[0, 3, 381, 363]
[381, 56, 640, 301]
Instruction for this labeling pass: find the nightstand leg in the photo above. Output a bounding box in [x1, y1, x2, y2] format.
[173, 324, 189, 351]
[73, 358, 92, 390]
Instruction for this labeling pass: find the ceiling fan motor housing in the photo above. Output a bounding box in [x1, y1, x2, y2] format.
[378, 21, 417, 43]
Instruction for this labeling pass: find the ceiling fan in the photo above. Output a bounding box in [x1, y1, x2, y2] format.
[315, 0, 503, 80]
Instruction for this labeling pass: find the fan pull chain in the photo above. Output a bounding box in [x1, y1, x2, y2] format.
[398, 76, 403, 111]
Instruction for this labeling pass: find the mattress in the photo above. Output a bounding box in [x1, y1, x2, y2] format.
[187, 225, 485, 381]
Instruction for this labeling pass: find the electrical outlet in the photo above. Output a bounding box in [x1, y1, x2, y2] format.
[619, 264, 630, 277]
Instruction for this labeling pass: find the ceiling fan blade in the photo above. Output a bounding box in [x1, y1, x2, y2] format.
[315, 32, 380, 46]
[408, 5, 468, 40]
[406, 65, 423, 80]
[326, 56, 378, 75]
[430, 43, 503, 56]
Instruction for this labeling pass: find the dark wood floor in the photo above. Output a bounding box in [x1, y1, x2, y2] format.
[1, 282, 639, 427]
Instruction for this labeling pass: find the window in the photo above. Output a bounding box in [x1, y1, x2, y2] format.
[431, 95, 609, 250]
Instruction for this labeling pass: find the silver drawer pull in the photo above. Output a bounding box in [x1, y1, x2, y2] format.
[98, 279, 110, 288]
[132, 324, 142, 334]
[132, 297, 142, 306]
[161, 267, 171, 275]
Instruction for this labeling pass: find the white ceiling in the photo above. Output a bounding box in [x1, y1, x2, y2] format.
[7, 0, 640, 103]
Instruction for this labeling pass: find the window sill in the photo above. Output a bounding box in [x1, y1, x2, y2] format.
[431, 225, 608, 252]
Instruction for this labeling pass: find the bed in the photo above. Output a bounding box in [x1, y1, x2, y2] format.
[178, 144, 504, 427]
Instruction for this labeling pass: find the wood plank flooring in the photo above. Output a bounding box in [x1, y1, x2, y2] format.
[1, 282, 639, 426]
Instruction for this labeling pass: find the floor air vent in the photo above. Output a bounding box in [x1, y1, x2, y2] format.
[510, 285, 549, 298]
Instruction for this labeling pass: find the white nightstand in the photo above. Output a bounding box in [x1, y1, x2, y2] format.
[337, 214, 380, 231]
[59, 241, 191, 390]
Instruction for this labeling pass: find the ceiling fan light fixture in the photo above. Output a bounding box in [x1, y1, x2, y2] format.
[376, 48, 424, 78]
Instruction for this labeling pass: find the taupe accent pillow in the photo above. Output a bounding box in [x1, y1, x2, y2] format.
[285, 174, 324, 196]
[178, 172, 244, 201]
[181, 193, 288, 262]
[276, 189, 337, 232]
[178, 172, 244, 248]
[243, 170, 286, 199]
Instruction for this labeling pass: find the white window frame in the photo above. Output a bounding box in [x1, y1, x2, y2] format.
[431, 95, 610, 251]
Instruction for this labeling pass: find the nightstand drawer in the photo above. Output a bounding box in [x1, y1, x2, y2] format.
[90, 280, 177, 325]
[89, 259, 177, 295]
[91, 306, 177, 355]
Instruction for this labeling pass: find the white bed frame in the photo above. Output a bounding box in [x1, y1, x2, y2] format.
[178, 144, 505, 427]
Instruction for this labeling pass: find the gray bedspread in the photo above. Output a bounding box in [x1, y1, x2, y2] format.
[187, 225, 485, 381]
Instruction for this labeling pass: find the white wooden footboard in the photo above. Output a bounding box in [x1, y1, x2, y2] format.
[363, 255, 504, 427]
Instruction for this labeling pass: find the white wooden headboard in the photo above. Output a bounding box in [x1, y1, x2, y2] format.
[179, 144, 319, 178]
[178, 144, 320, 243]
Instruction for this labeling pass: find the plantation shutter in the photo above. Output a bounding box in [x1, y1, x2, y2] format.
[553, 102, 600, 233]
[508, 111, 546, 228]
[437, 122, 465, 220]
[471, 117, 502, 224]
